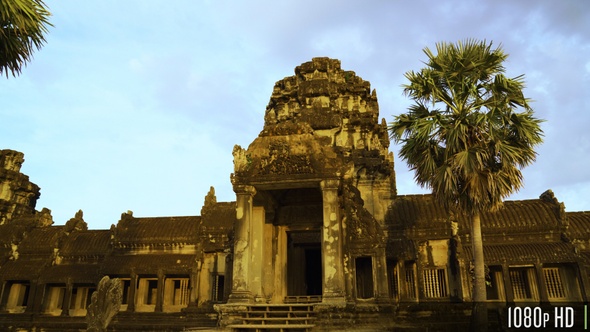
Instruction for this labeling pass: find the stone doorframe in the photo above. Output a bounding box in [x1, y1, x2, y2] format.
[227, 179, 347, 306]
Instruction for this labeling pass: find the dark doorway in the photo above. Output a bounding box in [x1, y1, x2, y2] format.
[356, 256, 374, 299]
[287, 231, 322, 296]
[305, 247, 322, 295]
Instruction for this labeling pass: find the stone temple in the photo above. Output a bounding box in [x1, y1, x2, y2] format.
[1, 58, 589, 331]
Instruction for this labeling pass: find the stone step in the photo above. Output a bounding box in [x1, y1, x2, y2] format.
[241, 317, 316, 323]
[284, 296, 321, 303]
[228, 323, 314, 329]
[245, 311, 316, 317]
[247, 304, 315, 309]
[231, 303, 316, 332]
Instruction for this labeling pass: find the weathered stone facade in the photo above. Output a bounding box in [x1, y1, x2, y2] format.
[1, 58, 589, 331]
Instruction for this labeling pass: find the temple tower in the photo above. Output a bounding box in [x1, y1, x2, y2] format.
[227, 58, 396, 306]
[0, 150, 40, 225]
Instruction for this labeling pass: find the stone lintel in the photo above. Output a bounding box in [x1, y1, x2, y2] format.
[247, 178, 322, 191]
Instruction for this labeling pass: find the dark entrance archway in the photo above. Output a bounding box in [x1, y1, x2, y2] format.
[287, 231, 322, 297]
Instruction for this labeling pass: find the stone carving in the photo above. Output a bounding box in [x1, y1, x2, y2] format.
[64, 209, 88, 233]
[86, 276, 123, 332]
[232, 145, 250, 173]
[540, 189, 567, 222]
[51, 247, 62, 265]
[0, 149, 24, 172]
[342, 182, 384, 247]
[9, 242, 19, 260]
[259, 141, 314, 175]
[201, 186, 217, 215]
[0, 149, 41, 224]
[36, 207, 53, 227]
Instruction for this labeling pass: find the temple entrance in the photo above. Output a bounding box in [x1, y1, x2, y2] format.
[287, 231, 322, 297]
[355, 256, 374, 299]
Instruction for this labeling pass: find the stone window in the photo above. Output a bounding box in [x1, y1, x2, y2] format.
[509, 266, 538, 301]
[212, 274, 225, 302]
[43, 284, 66, 316]
[543, 264, 582, 302]
[68, 285, 95, 316]
[486, 266, 506, 301]
[2, 281, 29, 313]
[163, 277, 189, 311]
[405, 261, 417, 300]
[136, 277, 158, 311]
[422, 268, 448, 298]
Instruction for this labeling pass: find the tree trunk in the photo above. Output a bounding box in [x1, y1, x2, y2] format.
[469, 210, 488, 331]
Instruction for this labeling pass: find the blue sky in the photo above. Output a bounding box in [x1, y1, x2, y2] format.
[2, 0, 589, 229]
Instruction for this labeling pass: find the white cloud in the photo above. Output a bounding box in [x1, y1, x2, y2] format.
[2, 0, 589, 228]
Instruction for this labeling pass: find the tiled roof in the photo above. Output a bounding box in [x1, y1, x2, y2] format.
[387, 195, 448, 228]
[387, 194, 562, 234]
[115, 216, 200, 244]
[471, 200, 562, 233]
[201, 202, 236, 229]
[60, 230, 111, 256]
[566, 211, 590, 240]
[0, 257, 48, 280]
[0, 225, 28, 246]
[101, 254, 199, 275]
[18, 226, 64, 254]
[40, 264, 101, 284]
[462, 242, 579, 264]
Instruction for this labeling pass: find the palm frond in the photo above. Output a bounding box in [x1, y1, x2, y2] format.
[0, 0, 52, 77]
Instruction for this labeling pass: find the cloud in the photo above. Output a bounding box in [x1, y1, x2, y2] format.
[2, 0, 589, 228]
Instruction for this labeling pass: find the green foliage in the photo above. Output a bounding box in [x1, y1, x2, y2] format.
[390, 39, 544, 214]
[0, 0, 52, 77]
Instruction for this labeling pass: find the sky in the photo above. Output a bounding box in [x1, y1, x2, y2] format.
[1, 0, 589, 229]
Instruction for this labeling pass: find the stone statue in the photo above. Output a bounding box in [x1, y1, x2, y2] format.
[232, 145, 249, 172]
[64, 209, 88, 233]
[86, 276, 123, 332]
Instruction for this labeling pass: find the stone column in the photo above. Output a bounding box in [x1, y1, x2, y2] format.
[250, 206, 265, 302]
[502, 263, 514, 303]
[61, 278, 73, 316]
[397, 262, 407, 301]
[188, 263, 200, 307]
[374, 249, 391, 302]
[0, 281, 7, 312]
[228, 185, 256, 303]
[320, 179, 346, 304]
[155, 270, 164, 312]
[128, 271, 137, 312]
[26, 281, 42, 313]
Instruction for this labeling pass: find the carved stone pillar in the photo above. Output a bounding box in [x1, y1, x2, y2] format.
[228, 185, 256, 303]
[188, 263, 200, 307]
[128, 271, 137, 312]
[397, 262, 407, 301]
[502, 263, 514, 304]
[320, 179, 345, 304]
[0, 281, 7, 312]
[374, 249, 390, 303]
[250, 206, 265, 302]
[61, 278, 73, 316]
[155, 270, 164, 312]
[26, 281, 42, 313]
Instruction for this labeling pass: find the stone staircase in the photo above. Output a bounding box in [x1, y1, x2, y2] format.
[228, 303, 316, 332]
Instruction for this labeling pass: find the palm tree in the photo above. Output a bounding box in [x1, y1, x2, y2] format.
[389, 40, 543, 330]
[1, 0, 52, 77]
